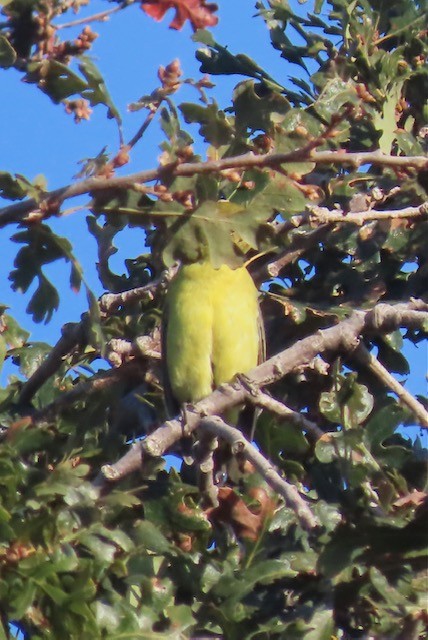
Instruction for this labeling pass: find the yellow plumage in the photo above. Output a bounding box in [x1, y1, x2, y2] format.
[163, 261, 263, 416]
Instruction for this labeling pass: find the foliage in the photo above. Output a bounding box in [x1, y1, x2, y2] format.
[0, 0, 427, 639]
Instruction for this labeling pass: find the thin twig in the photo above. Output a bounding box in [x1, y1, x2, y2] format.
[263, 225, 328, 279]
[1, 149, 426, 228]
[353, 343, 428, 428]
[56, 3, 128, 30]
[249, 390, 324, 440]
[31, 361, 144, 424]
[127, 105, 160, 151]
[199, 416, 318, 531]
[17, 322, 85, 406]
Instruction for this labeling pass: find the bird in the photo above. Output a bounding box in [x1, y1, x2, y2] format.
[162, 260, 264, 426]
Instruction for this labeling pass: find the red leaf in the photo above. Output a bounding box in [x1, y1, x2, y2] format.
[141, 0, 218, 31]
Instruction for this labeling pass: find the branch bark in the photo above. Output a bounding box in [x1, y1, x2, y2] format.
[199, 416, 318, 531]
[353, 343, 428, 428]
[1, 149, 426, 228]
[249, 391, 324, 440]
[138, 300, 428, 457]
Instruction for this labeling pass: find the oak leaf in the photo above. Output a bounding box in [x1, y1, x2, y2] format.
[141, 0, 218, 31]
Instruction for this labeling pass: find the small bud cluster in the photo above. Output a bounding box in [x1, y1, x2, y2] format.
[35, 19, 98, 64]
[64, 99, 93, 123]
[158, 59, 182, 95]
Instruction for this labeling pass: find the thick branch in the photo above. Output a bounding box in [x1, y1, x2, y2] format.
[99, 267, 175, 313]
[139, 300, 427, 456]
[100, 442, 144, 482]
[199, 416, 318, 531]
[271, 202, 428, 238]
[354, 343, 428, 428]
[1, 149, 426, 228]
[308, 202, 428, 225]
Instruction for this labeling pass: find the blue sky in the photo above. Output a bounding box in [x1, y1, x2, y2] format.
[1, 0, 286, 333]
[0, 0, 426, 437]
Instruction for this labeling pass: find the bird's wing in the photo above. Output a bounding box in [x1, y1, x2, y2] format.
[257, 300, 266, 366]
[161, 298, 180, 419]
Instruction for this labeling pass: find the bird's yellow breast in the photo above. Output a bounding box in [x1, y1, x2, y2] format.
[164, 261, 260, 406]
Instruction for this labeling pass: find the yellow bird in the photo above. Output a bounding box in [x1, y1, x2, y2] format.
[162, 261, 264, 422]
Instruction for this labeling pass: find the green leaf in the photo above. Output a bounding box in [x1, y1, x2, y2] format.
[319, 375, 374, 428]
[9, 223, 92, 323]
[161, 199, 273, 268]
[0, 171, 35, 201]
[10, 579, 37, 617]
[24, 60, 88, 103]
[0, 35, 16, 68]
[179, 101, 233, 146]
[39, 581, 67, 605]
[95, 601, 120, 631]
[133, 521, 171, 554]
[79, 56, 122, 126]
[78, 532, 116, 564]
[374, 83, 403, 153]
[194, 33, 284, 92]
[10, 342, 50, 378]
[317, 528, 366, 578]
[233, 80, 290, 133]
[27, 275, 60, 323]
[302, 607, 335, 640]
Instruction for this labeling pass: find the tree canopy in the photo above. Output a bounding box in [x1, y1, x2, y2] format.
[0, 0, 427, 638]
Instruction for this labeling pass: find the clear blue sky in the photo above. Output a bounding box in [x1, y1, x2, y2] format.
[0, 0, 426, 435]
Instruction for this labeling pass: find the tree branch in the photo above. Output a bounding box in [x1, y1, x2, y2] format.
[270, 202, 428, 239]
[194, 433, 219, 508]
[95, 300, 427, 512]
[307, 202, 428, 225]
[199, 416, 318, 531]
[99, 267, 175, 313]
[138, 300, 427, 456]
[1, 149, 426, 228]
[17, 322, 85, 406]
[249, 390, 324, 440]
[56, 2, 129, 30]
[31, 361, 144, 424]
[99, 441, 145, 482]
[18, 299, 426, 433]
[353, 343, 428, 428]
